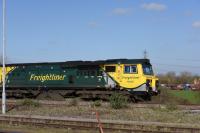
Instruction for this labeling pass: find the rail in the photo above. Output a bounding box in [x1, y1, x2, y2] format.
[2, 99, 200, 110]
[0, 115, 200, 133]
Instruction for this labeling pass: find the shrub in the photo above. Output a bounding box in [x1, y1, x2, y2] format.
[68, 98, 78, 106]
[20, 99, 40, 107]
[109, 93, 128, 109]
[165, 102, 177, 111]
[91, 100, 101, 107]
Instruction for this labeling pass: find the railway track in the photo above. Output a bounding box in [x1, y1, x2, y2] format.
[0, 115, 200, 133]
[2, 99, 200, 111]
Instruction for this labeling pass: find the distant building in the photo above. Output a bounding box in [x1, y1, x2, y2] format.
[192, 78, 200, 90]
[194, 78, 200, 84]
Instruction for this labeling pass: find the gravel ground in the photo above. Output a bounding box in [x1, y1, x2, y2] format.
[3, 99, 200, 125]
[1, 99, 200, 133]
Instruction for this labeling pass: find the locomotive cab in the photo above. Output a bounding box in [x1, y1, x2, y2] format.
[102, 59, 159, 98]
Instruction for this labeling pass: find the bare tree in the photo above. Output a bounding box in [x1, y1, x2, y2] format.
[158, 71, 200, 84]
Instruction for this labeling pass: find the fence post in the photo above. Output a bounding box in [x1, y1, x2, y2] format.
[95, 111, 104, 133]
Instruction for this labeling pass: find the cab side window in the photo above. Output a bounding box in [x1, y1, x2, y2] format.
[105, 66, 116, 72]
[124, 65, 137, 73]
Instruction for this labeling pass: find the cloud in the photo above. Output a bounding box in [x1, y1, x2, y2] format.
[111, 8, 132, 16]
[192, 21, 200, 28]
[141, 3, 167, 11]
[88, 21, 97, 28]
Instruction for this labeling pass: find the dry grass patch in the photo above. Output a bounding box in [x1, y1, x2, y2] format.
[6, 103, 200, 125]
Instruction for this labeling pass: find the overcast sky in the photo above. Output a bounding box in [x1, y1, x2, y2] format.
[0, 0, 200, 74]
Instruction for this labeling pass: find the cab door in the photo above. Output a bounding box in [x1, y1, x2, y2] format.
[116, 64, 123, 83]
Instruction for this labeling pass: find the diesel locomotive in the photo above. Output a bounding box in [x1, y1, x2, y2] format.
[0, 59, 159, 100]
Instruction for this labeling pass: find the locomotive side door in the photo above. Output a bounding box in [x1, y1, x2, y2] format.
[116, 64, 123, 83]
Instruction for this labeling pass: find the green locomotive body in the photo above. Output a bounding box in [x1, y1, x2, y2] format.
[6, 63, 106, 88]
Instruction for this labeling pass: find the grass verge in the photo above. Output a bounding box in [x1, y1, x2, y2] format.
[151, 87, 200, 105]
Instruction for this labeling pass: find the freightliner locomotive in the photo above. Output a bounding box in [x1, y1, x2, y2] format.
[0, 59, 159, 101]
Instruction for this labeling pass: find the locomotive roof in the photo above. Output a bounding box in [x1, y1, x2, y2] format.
[3, 59, 151, 67]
